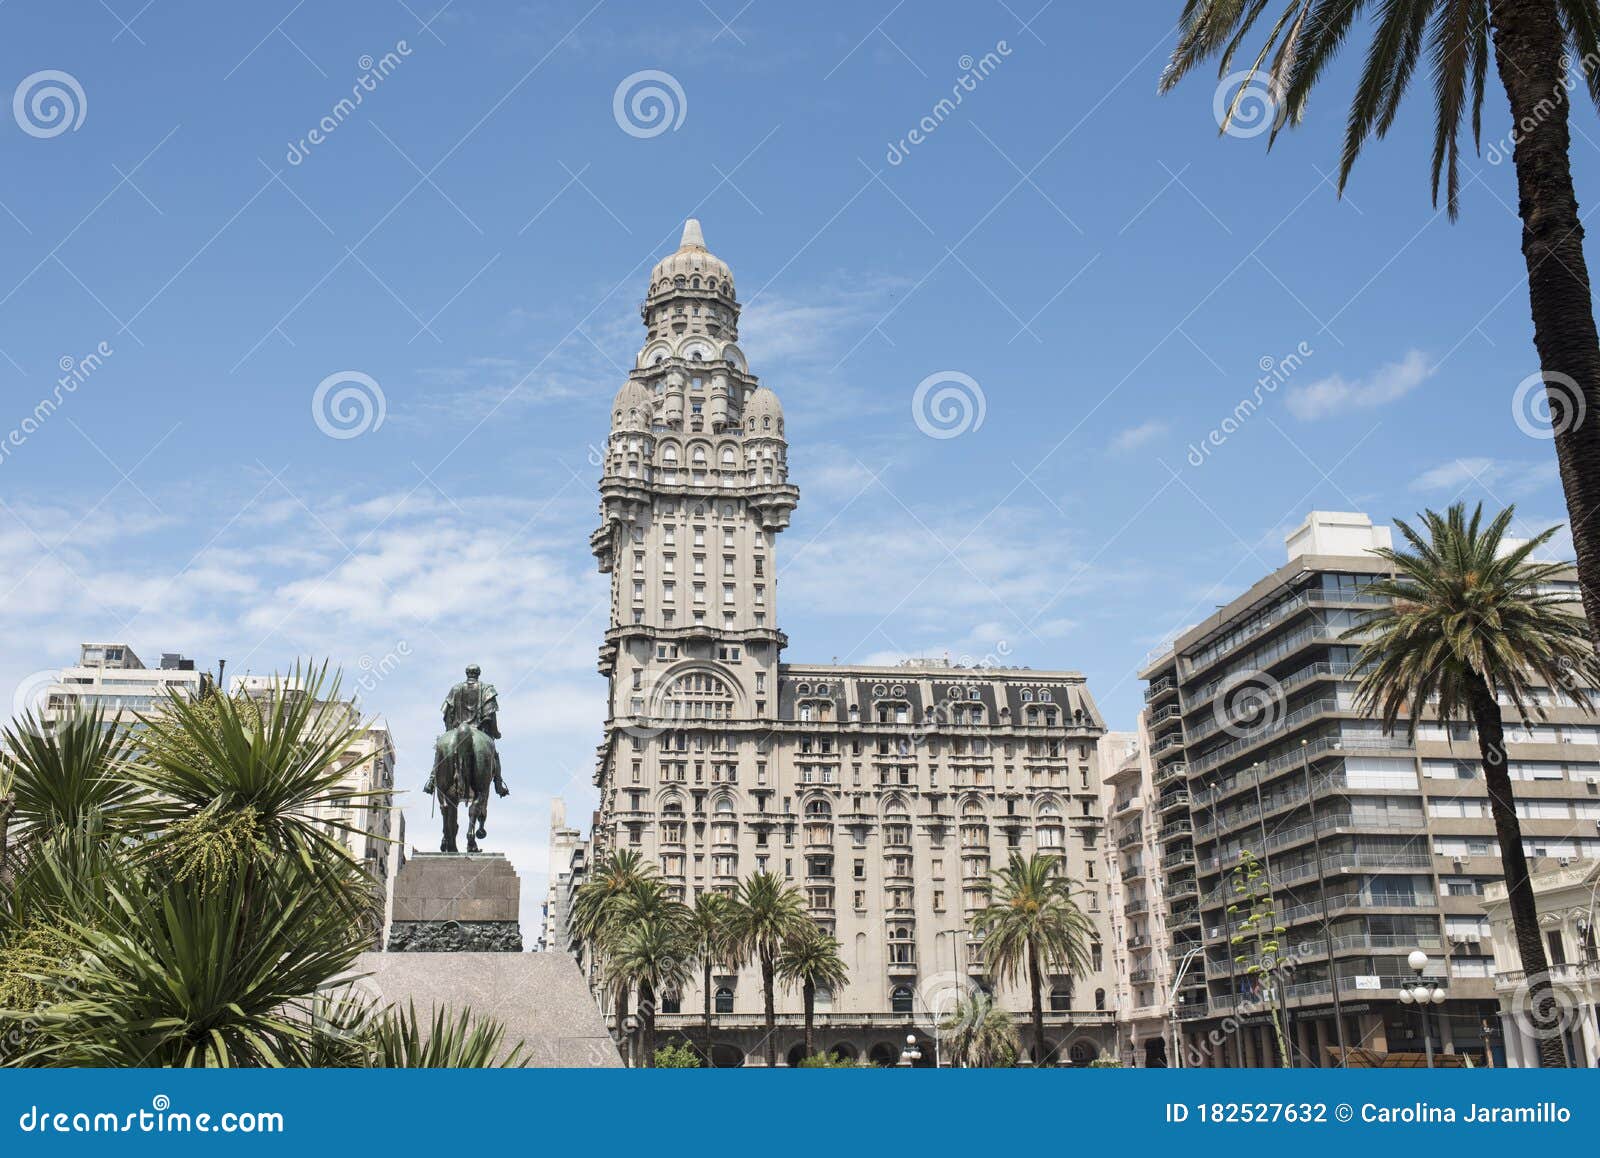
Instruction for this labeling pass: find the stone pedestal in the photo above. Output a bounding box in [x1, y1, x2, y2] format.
[352, 952, 622, 1067]
[386, 851, 523, 952]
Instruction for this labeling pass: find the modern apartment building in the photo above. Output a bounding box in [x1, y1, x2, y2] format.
[584, 221, 1117, 1066]
[38, 642, 203, 723]
[1139, 511, 1600, 1068]
[1100, 726, 1175, 1065]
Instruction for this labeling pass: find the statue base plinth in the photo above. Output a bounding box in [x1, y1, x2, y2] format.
[386, 851, 523, 953]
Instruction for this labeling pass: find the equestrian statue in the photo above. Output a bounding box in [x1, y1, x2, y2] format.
[423, 664, 510, 853]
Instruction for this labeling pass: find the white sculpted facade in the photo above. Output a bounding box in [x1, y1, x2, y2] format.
[588, 222, 1117, 1066]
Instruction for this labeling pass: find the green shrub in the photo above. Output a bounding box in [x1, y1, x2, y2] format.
[653, 1042, 703, 1068]
[797, 1051, 855, 1068]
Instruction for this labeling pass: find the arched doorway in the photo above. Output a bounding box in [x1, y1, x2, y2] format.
[709, 1043, 744, 1068]
[828, 1042, 859, 1065]
[786, 1042, 809, 1068]
[1144, 1038, 1169, 1068]
[868, 1042, 899, 1067]
[1067, 1039, 1100, 1067]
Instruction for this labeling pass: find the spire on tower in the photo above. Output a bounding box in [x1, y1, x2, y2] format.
[679, 218, 706, 250]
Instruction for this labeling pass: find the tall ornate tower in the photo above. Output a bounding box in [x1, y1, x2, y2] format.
[591, 220, 798, 861]
[586, 222, 1116, 1069]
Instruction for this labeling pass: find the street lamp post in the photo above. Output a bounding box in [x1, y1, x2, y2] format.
[897, 1033, 922, 1067]
[1400, 949, 1446, 1068]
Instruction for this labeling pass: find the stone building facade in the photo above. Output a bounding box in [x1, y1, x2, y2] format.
[1100, 726, 1176, 1065]
[584, 221, 1118, 1066]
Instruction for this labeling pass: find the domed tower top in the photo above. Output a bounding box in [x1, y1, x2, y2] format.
[648, 219, 736, 304]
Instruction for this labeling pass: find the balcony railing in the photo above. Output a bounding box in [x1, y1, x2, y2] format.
[1145, 674, 1178, 701]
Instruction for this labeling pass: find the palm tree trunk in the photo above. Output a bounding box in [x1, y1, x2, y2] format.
[1027, 944, 1046, 1066]
[614, 984, 631, 1068]
[761, 947, 777, 1067]
[1466, 673, 1568, 1067]
[1489, 0, 1600, 645]
[803, 979, 815, 1058]
[702, 959, 714, 1063]
[0, 794, 15, 895]
[639, 979, 656, 1068]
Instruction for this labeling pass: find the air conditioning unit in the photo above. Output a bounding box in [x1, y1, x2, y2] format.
[1559, 857, 1573, 868]
[1452, 856, 1466, 870]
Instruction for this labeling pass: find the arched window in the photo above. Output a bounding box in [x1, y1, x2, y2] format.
[715, 987, 734, 1014]
[721, 447, 736, 464]
[804, 799, 832, 818]
[891, 985, 913, 1014]
[660, 671, 737, 720]
[1094, 988, 1106, 1011]
[714, 797, 735, 815]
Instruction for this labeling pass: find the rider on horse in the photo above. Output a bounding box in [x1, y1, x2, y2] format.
[424, 666, 510, 852]
[424, 664, 510, 799]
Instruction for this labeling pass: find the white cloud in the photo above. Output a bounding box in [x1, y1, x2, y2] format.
[1286, 349, 1431, 420]
[1108, 419, 1168, 454]
[1408, 456, 1559, 497]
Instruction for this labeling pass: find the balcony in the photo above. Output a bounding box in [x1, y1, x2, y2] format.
[1124, 895, 1150, 917]
[1152, 732, 1186, 756]
[1161, 848, 1196, 870]
[1148, 703, 1183, 726]
[1154, 761, 1188, 787]
[1182, 590, 1386, 681]
[1157, 789, 1190, 815]
[1158, 818, 1193, 843]
[1145, 674, 1178, 702]
[1117, 826, 1143, 850]
[1127, 934, 1152, 950]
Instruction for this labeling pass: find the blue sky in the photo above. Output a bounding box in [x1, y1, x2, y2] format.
[0, 1, 1588, 927]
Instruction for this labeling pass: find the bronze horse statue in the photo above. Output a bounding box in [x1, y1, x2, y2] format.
[431, 724, 505, 853]
[425, 665, 510, 853]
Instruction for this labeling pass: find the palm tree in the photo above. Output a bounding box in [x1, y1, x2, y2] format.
[602, 905, 694, 1067]
[941, 990, 1020, 1068]
[687, 890, 735, 1060]
[776, 924, 849, 1058]
[1346, 502, 1600, 1067]
[569, 849, 658, 1064]
[1160, 2, 1600, 647]
[727, 872, 810, 1067]
[970, 852, 1094, 1066]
